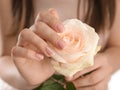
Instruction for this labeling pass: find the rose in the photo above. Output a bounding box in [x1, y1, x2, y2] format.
[49, 19, 99, 77]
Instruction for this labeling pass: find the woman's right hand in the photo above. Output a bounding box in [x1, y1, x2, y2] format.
[11, 9, 66, 86]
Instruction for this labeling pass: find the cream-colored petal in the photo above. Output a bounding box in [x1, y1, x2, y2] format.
[49, 19, 99, 77]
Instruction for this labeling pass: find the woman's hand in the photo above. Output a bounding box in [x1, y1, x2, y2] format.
[66, 53, 113, 90]
[11, 9, 66, 86]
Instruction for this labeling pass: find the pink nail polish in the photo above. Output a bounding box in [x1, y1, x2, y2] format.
[58, 40, 66, 49]
[57, 24, 65, 32]
[66, 77, 72, 81]
[46, 47, 55, 56]
[35, 53, 44, 61]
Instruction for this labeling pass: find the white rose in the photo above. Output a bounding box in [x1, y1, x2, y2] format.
[49, 19, 99, 77]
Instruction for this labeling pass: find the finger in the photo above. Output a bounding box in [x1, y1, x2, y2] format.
[68, 65, 99, 81]
[17, 29, 55, 57]
[70, 55, 104, 81]
[35, 9, 64, 32]
[73, 67, 107, 87]
[76, 77, 110, 90]
[11, 46, 44, 62]
[31, 21, 66, 49]
[12, 46, 55, 85]
[48, 8, 59, 19]
[35, 9, 59, 22]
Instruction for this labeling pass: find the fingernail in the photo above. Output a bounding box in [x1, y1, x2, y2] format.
[46, 47, 55, 56]
[35, 53, 44, 61]
[57, 24, 65, 32]
[66, 77, 72, 81]
[48, 8, 55, 13]
[58, 39, 66, 49]
[48, 8, 54, 11]
[49, 9, 59, 19]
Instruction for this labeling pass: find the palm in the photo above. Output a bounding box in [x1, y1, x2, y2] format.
[14, 56, 55, 85]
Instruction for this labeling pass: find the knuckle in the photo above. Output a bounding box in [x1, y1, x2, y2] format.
[34, 21, 45, 30]
[20, 29, 29, 38]
[31, 34, 37, 42]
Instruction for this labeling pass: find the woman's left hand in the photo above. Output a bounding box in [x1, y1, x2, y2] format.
[66, 53, 113, 90]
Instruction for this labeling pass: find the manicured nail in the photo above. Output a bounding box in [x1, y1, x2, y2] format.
[48, 8, 55, 13]
[66, 77, 72, 81]
[57, 24, 65, 32]
[49, 9, 59, 19]
[35, 53, 44, 61]
[46, 47, 55, 56]
[58, 39, 66, 49]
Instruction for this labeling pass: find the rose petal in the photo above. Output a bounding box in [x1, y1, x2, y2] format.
[49, 19, 99, 77]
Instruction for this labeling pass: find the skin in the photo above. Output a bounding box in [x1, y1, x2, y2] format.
[0, 0, 120, 90]
[12, 9, 65, 85]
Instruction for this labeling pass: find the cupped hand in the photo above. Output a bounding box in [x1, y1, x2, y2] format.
[11, 9, 66, 85]
[66, 53, 113, 90]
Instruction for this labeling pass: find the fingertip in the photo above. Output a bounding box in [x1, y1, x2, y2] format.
[48, 8, 58, 18]
[65, 77, 73, 81]
[57, 39, 66, 49]
[35, 53, 44, 61]
[48, 8, 65, 33]
[48, 8, 57, 13]
[57, 24, 65, 32]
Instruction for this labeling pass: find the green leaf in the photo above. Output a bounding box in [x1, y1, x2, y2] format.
[34, 75, 77, 90]
[52, 74, 66, 84]
[66, 82, 76, 90]
[34, 75, 66, 90]
[40, 83, 65, 90]
[52, 74, 65, 80]
[42, 78, 55, 86]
